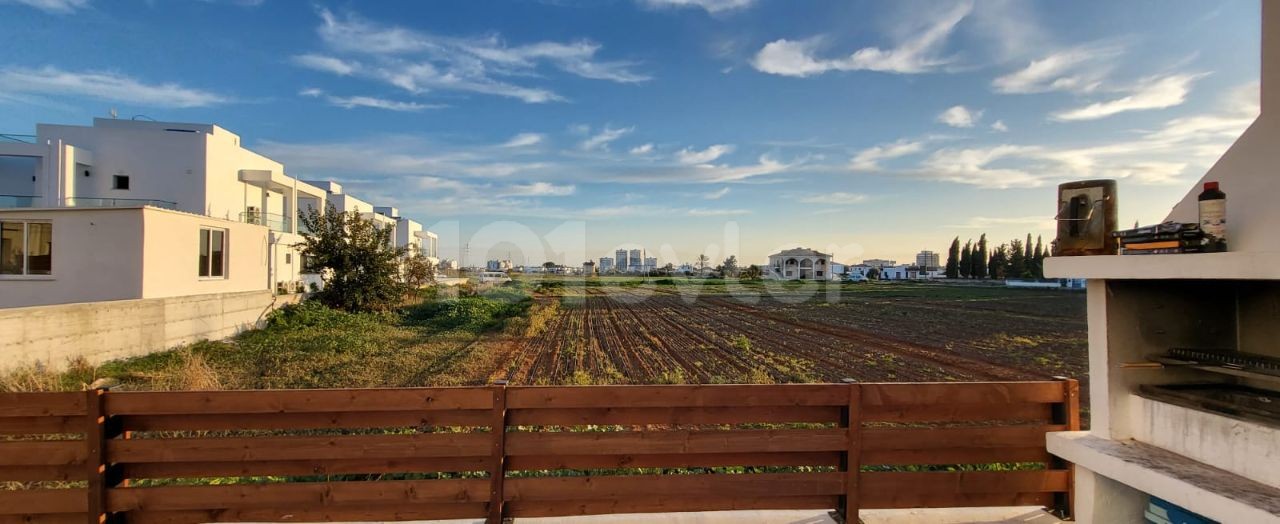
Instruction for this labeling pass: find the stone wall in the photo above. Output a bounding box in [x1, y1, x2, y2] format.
[0, 290, 302, 371]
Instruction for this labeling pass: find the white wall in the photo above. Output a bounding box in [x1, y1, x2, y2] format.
[38, 122, 209, 210]
[0, 207, 145, 307]
[140, 207, 270, 299]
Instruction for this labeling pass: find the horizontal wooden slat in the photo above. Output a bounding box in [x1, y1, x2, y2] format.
[507, 495, 839, 518]
[107, 479, 491, 512]
[0, 416, 82, 435]
[106, 388, 493, 415]
[860, 470, 1069, 509]
[862, 402, 1053, 423]
[0, 392, 86, 417]
[862, 446, 1051, 466]
[110, 433, 491, 463]
[507, 406, 840, 426]
[0, 489, 88, 515]
[860, 382, 1066, 408]
[0, 440, 86, 466]
[506, 472, 844, 501]
[863, 491, 1055, 510]
[0, 515, 86, 524]
[507, 385, 848, 409]
[862, 426, 1065, 453]
[122, 504, 488, 524]
[507, 451, 841, 471]
[122, 456, 490, 479]
[506, 429, 847, 456]
[117, 409, 493, 432]
[0, 464, 87, 482]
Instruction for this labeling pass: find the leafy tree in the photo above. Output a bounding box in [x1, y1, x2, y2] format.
[402, 252, 437, 291]
[960, 241, 972, 278]
[740, 265, 763, 280]
[974, 234, 988, 279]
[297, 205, 409, 312]
[988, 244, 1008, 280]
[1023, 234, 1034, 278]
[1009, 238, 1027, 279]
[945, 237, 960, 278]
[542, 261, 557, 270]
[867, 267, 881, 280]
[696, 254, 710, 273]
[722, 255, 740, 278]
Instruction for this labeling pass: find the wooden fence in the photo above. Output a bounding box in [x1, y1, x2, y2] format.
[0, 380, 1079, 524]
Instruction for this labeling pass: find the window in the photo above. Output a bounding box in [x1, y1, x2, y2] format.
[113, 175, 130, 190]
[198, 228, 226, 278]
[0, 221, 52, 276]
[285, 253, 292, 264]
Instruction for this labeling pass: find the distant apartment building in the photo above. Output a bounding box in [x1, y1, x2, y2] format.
[614, 249, 629, 271]
[643, 257, 658, 272]
[486, 260, 513, 271]
[915, 250, 941, 269]
[628, 249, 644, 273]
[862, 258, 897, 268]
[0, 117, 437, 308]
[598, 257, 614, 273]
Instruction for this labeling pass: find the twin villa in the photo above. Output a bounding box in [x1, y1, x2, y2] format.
[0, 118, 438, 309]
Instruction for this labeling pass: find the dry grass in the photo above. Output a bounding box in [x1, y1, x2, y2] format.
[0, 357, 97, 392]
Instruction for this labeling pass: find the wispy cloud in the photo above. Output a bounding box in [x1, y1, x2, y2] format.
[300, 88, 439, 112]
[629, 143, 655, 155]
[1051, 73, 1206, 121]
[704, 187, 731, 200]
[497, 182, 575, 197]
[751, 1, 972, 76]
[579, 125, 634, 151]
[299, 8, 649, 104]
[990, 120, 1009, 132]
[947, 216, 1054, 229]
[850, 139, 926, 171]
[1, 0, 87, 14]
[798, 192, 869, 205]
[937, 105, 982, 128]
[992, 44, 1120, 94]
[676, 144, 734, 164]
[637, 0, 754, 13]
[0, 66, 229, 107]
[687, 208, 751, 216]
[501, 133, 545, 148]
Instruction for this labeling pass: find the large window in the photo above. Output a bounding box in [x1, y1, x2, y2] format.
[198, 228, 226, 278]
[0, 221, 52, 276]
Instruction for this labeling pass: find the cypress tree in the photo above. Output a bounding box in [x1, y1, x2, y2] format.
[945, 237, 960, 279]
[1023, 234, 1034, 278]
[974, 234, 988, 279]
[1032, 236, 1045, 279]
[1009, 239, 1026, 279]
[960, 241, 972, 278]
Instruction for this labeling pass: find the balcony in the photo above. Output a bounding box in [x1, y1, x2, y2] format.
[240, 211, 292, 233]
[65, 197, 177, 209]
[0, 195, 39, 208]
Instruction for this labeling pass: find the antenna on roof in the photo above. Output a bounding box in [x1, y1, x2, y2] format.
[108, 107, 118, 119]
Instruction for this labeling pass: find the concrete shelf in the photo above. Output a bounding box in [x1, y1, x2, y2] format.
[1046, 431, 1280, 523]
[1043, 252, 1280, 280]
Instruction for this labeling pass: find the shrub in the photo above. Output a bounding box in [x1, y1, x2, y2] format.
[266, 300, 352, 330]
[731, 334, 752, 352]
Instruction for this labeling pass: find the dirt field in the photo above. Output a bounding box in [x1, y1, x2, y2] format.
[477, 282, 1087, 387]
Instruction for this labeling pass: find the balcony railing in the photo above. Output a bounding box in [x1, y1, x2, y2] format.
[0, 195, 39, 208]
[240, 211, 292, 233]
[0, 133, 36, 144]
[65, 197, 178, 209]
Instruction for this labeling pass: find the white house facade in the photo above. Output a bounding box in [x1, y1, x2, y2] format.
[765, 248, 835, 281]
[0, 118, 437, 308]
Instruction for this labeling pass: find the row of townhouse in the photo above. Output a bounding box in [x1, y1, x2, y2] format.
[0, 118, 438, 309]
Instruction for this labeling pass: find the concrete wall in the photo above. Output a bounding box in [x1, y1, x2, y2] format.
[0, 207, 145, 307]
[0, 289, 301, 371]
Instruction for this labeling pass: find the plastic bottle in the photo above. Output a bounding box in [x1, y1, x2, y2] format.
[1198, 181, 1227, 252]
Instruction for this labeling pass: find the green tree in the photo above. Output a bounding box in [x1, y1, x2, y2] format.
[740, 265, 763, 280]
[1032, 235, 1046, 279]
[960, 241, 972, 278]
[945, 237, 960, 278]
[867, 267, 881, 280]
[297, 205, 409, 312]
[402, 252, 437, 291]
[974, 234, 988, 279]
[696, 254, 710, 273]
[1009, 238, 1027, 279]
[722, 255, 740, 278]
[988, 244, 1008, 280]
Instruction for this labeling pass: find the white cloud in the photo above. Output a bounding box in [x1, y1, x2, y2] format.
[0, 66, 228, 107]
[498, 182, 575, 197]
[686, 208, 751, 216]
[918, 145, 1047, 188]
[1051, 73, 1205, 121]
[501, 133, 545, 148]
[752, 1, 971, 76]
[292, 54, 358, 76]
[705, 187, 730, 200]
[850, 139, 925, 171]
[638, 0, 754, 13]
[303, 8, 649, 103]
[300, 88, 438, 112]
[990, 120, 1009, 132]
[992, 45, 1118, 94]
[937, 105, 982, 128]
[676, 144, 734, 164]
[799, 192, 869, 205]
[1, 0, 87, 13]
[629, 143, 655, 155]
[579, 126, 633, 151]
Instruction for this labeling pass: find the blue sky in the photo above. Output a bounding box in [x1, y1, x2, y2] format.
[0, 0, 1261, 266]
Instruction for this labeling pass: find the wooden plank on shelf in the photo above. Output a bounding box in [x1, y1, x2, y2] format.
[506, 495, 839, 518]
[505, 429, 847, 456]
[117, 409, 493, 431]
[0, 392, 86, 417]
[106, 388, 492, 415]
[506, 385, 847, 409]
[106, 479, 490, 512]
[108, 433, 491, 463]
[507, 406, 840, 426]
[121, 456, 491, 479]
[505, 472, 845, 501]
[506, 451, 841, 471]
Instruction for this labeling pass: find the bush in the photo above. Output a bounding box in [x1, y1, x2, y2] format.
[266, 300, 354, 330]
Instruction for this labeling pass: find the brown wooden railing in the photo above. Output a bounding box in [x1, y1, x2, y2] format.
[0, 379, 1079, 524]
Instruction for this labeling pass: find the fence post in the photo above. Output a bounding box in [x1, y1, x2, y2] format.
[1051, 377, 1081, 520]
[487, 381, 509, 524]
[837, 379, 862, 524]
[85, 387, 107, 524]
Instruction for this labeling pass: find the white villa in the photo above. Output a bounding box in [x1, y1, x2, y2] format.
[0, 118, 437, 308]
[765, 248, 834, 280]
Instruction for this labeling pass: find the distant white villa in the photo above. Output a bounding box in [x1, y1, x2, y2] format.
[765, 247, 834, 280]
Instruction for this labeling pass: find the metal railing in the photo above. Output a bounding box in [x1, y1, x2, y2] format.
[0, 195, 40, 208]
[65, 197, 178, 209]
[240, 211, 292, 233]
